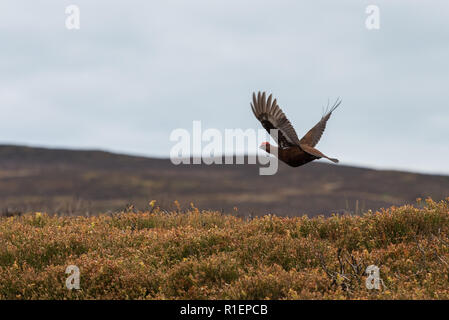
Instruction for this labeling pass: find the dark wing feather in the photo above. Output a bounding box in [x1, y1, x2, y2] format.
[251, 91, 301, 148]
[299, 98, 341, 147]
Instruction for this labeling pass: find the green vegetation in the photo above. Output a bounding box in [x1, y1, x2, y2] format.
[1, 198, 449, 299]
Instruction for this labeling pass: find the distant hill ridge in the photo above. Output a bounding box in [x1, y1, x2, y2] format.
[0, 145, 448, 216]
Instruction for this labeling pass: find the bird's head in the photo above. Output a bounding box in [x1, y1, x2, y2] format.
[259, 141, 271, 152]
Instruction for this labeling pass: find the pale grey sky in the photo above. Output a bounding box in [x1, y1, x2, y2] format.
[1, 1, 448, 174]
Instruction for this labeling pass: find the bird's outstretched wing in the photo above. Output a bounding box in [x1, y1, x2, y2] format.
[299, 98, 341, 147]
[251, 91, 301, 148]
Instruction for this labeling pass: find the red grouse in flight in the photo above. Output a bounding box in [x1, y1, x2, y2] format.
[251, 91, 341, 167]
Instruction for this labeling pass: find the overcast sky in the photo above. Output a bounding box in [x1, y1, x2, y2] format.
[1, 1, 448, 174]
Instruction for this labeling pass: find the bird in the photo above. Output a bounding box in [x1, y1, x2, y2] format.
[250, 91, 341, 167]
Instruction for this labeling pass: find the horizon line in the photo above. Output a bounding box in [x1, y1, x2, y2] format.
[1, 142, 448, 178]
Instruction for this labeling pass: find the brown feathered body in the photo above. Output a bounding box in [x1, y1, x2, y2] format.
[251, 91, 341, 168]
[266, 145, 318, 167]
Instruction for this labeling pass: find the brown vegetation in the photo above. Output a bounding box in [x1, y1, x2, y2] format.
[1, 198, 449, 299]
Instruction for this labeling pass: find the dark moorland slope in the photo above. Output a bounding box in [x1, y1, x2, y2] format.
[0, 145, 448, 216]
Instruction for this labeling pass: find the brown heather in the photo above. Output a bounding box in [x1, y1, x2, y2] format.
[1, 198, 449, 299]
